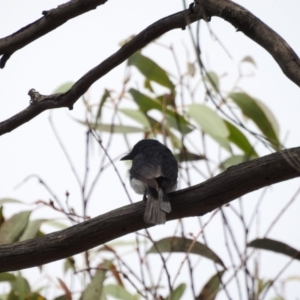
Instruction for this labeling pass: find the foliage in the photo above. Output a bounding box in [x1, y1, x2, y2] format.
[0, 25, 296, 300]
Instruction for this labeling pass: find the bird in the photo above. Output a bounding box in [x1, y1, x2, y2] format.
[121, 139, 178, 225]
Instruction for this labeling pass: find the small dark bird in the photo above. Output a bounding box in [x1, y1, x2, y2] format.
[121, 139, 178, 225]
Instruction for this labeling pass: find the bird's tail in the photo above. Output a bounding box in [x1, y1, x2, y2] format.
[144, 188, 171, 225]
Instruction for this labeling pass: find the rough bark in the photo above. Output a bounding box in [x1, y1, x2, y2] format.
[0, 146, 299, 272]
[0, 0, 299, 135]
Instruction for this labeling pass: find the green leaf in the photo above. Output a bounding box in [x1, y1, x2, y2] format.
[171, 283, 186, 300]
[0, 206, 4, 227]
[53, 81, 74, 94]
[147, 237, 225, 268]
[104, 284, 139, 300]
[229, 92, 280, 150]
[19, 219, 47, 241]
[64, 257, 76, 274]
[96, 89, 111, 122]
[219, 155, 250, 171]
[129, 88, 162, 112]
[204, 71, 219, 92]
[81, 261, 112, 300]
[165, 112, 193, 135]
[188, 104, 229, 138]
[0, 198, 24, 205]
[0, 273, 16, 282]
[120, 109, 151, 130]
[129, 89, 193, 134]
[248, 238, 300, 261]
[224, 121, 258, 157]
[144, 79, 154, 93]
[0, 211, 31, 244]
[128, 53, 174, 91]
[197, 271, 226, 300]
[54, 296, 68, 300]
[188, 104, 230, 150]
[9, 272, 31, 300]
[77, 120, 144, 134]
[174, 151, 205, 162]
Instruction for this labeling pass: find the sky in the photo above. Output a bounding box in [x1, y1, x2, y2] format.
[0, 0, 300, 299]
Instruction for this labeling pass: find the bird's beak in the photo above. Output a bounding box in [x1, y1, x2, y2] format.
[120, 154, 132, 161]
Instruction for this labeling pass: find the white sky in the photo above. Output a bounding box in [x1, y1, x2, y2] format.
[0, 0, 300, 299]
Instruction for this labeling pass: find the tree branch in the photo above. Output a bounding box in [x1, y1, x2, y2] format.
[0, 146, 299, 272]
[0, 0, 108, 68]
[1, 0, 299, 134]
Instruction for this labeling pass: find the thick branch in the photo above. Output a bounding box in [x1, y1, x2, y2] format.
[1, 1, 300, 135]
[0, 147, 299, 272]
[0, 0, 107, 68]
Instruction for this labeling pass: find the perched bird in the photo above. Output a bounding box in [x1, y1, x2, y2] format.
[121, 139, 178, 225]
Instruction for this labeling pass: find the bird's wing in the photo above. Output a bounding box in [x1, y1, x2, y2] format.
[131, 158, 162, 189]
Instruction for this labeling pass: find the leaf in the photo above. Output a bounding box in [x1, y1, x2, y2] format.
[0, 206, 4, 226]
[0, 198, 24, 205]
[197, 271, 226, 300]
[147, 237, 225, 268]
[77, 120, 144, 134]
[174, 151, 205, 162]
[171, 283, 186, 300]
[0, 211, 31, 244]
[0, 272, 16, 282]
[57, 278, 72, 300]
[120, 109, 151, 130]
[229, 92, 280, 150]
[248, 238, 300, 261]
[104, 284, 139, 300]
[219, 155, 250, 171]
[241, 56, 257, 67]
[204, 71, 219, 92]
[188, 104, 230, 150]
[53, 82, 74, 94]
[81, 261, 112, 300]
[187, 62, 196, 77]
[64, 257, 76, 274]
[96, 89, 111, 122]
[129, 89, 193, 134]
[165, 112, 193, 135]
[128, 52, 174, 91]
[144, 79, 154, 93]
[129, 88, 162, 112]
[19, 219, 47, 241]
[224, 121, 258, 157]
[10, 272, 31, 300]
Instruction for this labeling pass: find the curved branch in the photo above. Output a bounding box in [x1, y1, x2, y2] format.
[1, 0, 299, 135]
[0, 0, 108, 68]
[0, 146, 299, 272]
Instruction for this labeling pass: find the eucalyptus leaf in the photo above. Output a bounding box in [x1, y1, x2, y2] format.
[225, 120, 258, 157]
[52, 81, 74, 94]
[188, 104, 229, 139]
[120, 109, 151, 130]
[77, 120, 144, 134]
[171, 283, 186, 300]
[219, 155, 250, 170]
[204, 71, 219, 92]
[197, 271, 226, 300]
[248, 238, 300, 261]
[229, 92, 280, 150]
[128, 52, 174, 91]
[19, 219, 47, 241]
[81, 261, 112, 300]
[104, 284, 139, 300]
[0, 211, 31, 244]
[147, 237, 225, 268]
